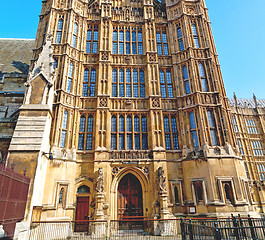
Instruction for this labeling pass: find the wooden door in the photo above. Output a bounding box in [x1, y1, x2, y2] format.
[75, 196, 90, 232]
[118, 173, 143, 219]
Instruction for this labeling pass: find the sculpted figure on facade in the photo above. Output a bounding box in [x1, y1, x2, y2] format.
[96, 167, 104, 193]
[158, 167, 167, 194]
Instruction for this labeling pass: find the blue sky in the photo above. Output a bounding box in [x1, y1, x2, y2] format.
[0, 0, 264, 99]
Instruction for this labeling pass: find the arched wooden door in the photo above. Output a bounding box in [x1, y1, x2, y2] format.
[117, 173, 143, 219]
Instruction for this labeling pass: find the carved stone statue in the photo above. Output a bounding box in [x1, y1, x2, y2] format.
[158, 167, 167, 193]
[96, 167, 104, 193]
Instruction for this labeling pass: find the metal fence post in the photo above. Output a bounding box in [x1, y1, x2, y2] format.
[232, 215, 240, 240]
[188, 219, 194, 240]
[180, 218, 186, 240]
[214, 222, 221, 240]
[248, 214, 256, 240]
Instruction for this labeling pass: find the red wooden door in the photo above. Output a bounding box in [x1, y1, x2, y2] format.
[118, 174, 143, 219]
[75, 196, 90, 232]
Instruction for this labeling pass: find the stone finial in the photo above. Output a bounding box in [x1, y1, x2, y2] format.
[253, 93, 258, 108]
[233, 92, 238, 107]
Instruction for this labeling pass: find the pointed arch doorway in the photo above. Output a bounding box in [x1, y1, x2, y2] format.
[117, 173, 143, 219]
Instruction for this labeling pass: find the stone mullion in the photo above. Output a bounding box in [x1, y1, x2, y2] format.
[197, 106, 206, 147]
[72, 109, 80, 150]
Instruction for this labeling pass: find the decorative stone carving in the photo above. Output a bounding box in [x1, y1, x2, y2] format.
[158, 167, 167, 193]
[96, 167, 104, 193]
[112, 167, 119, 176]
[99, 98, 108, 107]
[149, 54, 156, 62]
[110, 151, 153, 160]
[101, 52, 109, 61]
[143, 166, 150, 175]
[152, 98, 160, 108]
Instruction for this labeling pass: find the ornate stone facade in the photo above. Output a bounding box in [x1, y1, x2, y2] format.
[4, 0, 264, 238]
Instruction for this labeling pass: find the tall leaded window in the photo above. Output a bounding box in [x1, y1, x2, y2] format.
[72, 23, 78, 48]
[78, 115, 94, 150]
[119, 30, 124, 54]
[207, 110, 218, 146]
[138, 30, 143, 54]
[86, 26, 98, 53]
[164, 115, 179, 150]
[183, 65, 191, 94]
[199, 63, 208, 92]
[82, 68, 96, 97]
[251, 140, 264, 156]
[257, 163, 265, 180]
[55, 17, 63, 43]
[112, 69, 118, 97]
[160, 70, 173, 98]
[111, 116, 117, 149]
[245, 118, 258, 134]
[112, 68, 145, 98]
[177, 27, 184, 51]
[111, 114, 148, 150]
[67, 62, 74, 92]
[156, 30, 169, 55]
[231, 115, 239, 132]
[237, 139, 244, 155]
[192, 23, 200, 48]
[190, 112, 199, 147]
[113, 30, 118, 54]
[60, 110, 68, 148]
[113, 27, 143, 55]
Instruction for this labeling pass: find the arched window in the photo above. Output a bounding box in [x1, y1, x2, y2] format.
[142, 116, 148, 149]
[86, 116, 93, 150]
[177, 27, 184, 51]
[89, 69, 96, 96]
[207, 110, 218, 146]
[156, 30, 169, 55]
[58, 186, 67, 208]
[127, 116, 132, 149]
[55, 18, 63, 43]
[67, 62, 74, 92]
[112, 69, 118, 97]
[126, 31, 130, 54]
[163, 115, 179, 150]
[60, 110, 68, 148]
[72, 23, 78, 48]
[78, 115, 86, 150]
[133, 69, 138, 97]
[132, 31, 137, 54]
[86, 30, 92, 53]
[111, 116, 117, 150]
[192, 24, 200, 48]
[160, 70, 173, 98]
[119, 115, 125, 150]
[86, 27, 98, 53]
[92, 30, 98, 53]
[111, 114, 148, 150]
[199, 63, 208, 92]
[183, 65, 191, 94]
[78, 115, 93, 150]
[138, 31, 143, 55]
[82, 68, 89, 97]
[189, 112, 199, 147]
[119, 69, 124, 97]
[164, 116, 171, 150]
[134, 116, 140, 150]
[77, 185, 90, 194]
[113, 30, 118, 54]
[126, 69, 132, 97]
[139, 70, 145, 97]
[119, 30, 124, 54]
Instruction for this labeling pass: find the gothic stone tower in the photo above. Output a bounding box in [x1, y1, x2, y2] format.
[8, 0, 254, 237]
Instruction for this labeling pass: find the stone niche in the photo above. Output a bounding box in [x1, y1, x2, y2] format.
[29, 74, 47, 104]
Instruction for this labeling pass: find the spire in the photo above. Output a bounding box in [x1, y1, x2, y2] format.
[253, 93, 258, 108]
[233, 92, 238, 107]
